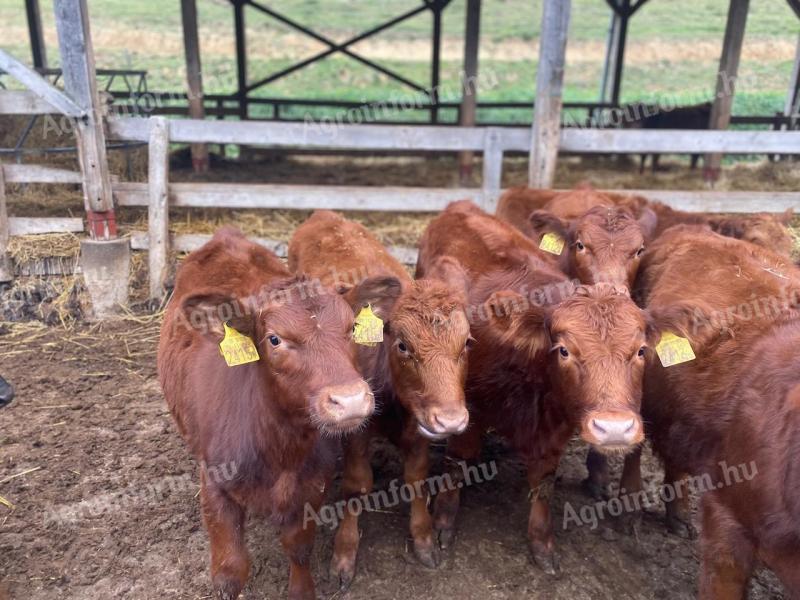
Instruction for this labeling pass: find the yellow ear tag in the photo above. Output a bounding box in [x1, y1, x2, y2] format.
[539, 232, 566, 255]
[219, 323, 260, 367]
[353, 304, 384, 347]
[655, 332, 696, 367]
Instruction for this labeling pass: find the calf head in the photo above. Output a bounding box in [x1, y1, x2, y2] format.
[530, 205, 655, 288]
[180, 277, 373, 434]
[345, 275, 472, 441]
[711, 209, 795, 258]
[482, 283, 653, 454]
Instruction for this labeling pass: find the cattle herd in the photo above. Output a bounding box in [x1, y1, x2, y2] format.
[156, 185, 799, 600]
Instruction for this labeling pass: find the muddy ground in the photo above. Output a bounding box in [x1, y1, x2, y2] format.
[0, 318, 785, 600]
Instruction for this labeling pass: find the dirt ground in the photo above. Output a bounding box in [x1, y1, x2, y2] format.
[0, 318, 786, 600]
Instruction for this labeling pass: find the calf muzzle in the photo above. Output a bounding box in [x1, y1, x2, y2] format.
[581, 411, 643, 452]
[317, 380, 374, 432]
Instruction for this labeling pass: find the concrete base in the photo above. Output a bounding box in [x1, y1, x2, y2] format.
[0, 254, 13, 284]
[80, 238, 130, 319]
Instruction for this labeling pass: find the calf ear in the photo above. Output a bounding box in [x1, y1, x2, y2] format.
[646, 299, 718, 350]
[481, 290, 551, 360]
[422, 255, 469, 297]
[179, 292, 255, 342]
[637, 207, 658, 241]
[529, 210, 571, 243]
[348, 275, 403, 321]
[780, 208, 794, 225]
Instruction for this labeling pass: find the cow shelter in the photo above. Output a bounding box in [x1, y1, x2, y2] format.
[1, 1, 799, 599]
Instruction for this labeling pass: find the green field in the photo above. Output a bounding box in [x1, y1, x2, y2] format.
[1, 0, 798, 123]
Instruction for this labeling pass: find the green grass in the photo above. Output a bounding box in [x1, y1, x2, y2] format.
[1, 0, 797, 125]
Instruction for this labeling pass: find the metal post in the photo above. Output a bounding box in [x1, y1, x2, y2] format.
[430, 1, 443, 124]
[458, 0, 482, 183]
[234, 0, 248, 121]
[529, 0, 571, 188]
[705, 0, 749, 183]
[25, 0, 47, 69]
[610, 0, 630, 106]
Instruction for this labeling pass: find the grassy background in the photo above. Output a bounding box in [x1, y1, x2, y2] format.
[1, 0, 798, 123]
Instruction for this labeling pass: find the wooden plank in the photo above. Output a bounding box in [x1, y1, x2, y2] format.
[705, 0, 749, 181]
[180, 0, 209, 172]
[107, 117, 490, 151]
[559, 128, 800, 154]
[0, 167, 11, 282]
[0, 90, 60, 114]
[481, 127, 503, 212]
[604, 189, 799, 213]
[7, 217, 85, 235]
[53, 0, 114, 216]
[0, 50, 82, 117]
[529, 0, 571, 188]
[458, 0, 482, 182]
[114, 182, 483, 212]
[2, 164, 82, 184]
[147, 117, 170, 300]
[25, 0, 47, 68]
[129, 232, 419, 265]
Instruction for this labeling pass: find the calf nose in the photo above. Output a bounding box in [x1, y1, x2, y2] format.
[321, 381, 374, 426]
[584, 412, 642, 448]
[432, 409, 469, 435]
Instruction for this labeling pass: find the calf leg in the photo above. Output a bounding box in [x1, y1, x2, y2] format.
[200, 477, 250, 600]
[583, 449, 610, 500]
[618, 446, 644, 537]
[698, 497, 753, 600]
[639, 154, 647, 174]
[651, 153, 660, 173]
[280, 516, 318, 600]
[526, 450, 564, 576]
[433, 425, 484, 550]
[664, 464, 697, 539]
[330, 433, 372, 590]
[401, 436, 438, 568]
[690, 153, 700, 170]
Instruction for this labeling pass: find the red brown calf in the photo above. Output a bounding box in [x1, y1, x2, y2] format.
[158, 228, 373, 600]
[624, 226, 800, 598]
[288, 210, 471, 588]
[417, 202, 654, 573]
[497, 187, 656, 289]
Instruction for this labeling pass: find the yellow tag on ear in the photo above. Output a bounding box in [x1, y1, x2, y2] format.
[353, 304, 384, 347]
[539, 232, 566, 255]
[219, 323, 260, 367]
[655, 332, 696, 367]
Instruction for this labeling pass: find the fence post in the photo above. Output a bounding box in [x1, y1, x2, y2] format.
[0, 166, 12, 283]
[148, 117, 170, 301]
[458, 0, 481, 184]
[529, 0, 571, 188]
[705, 0, 749, 183]
[482, 127, 503, 213]
[181, 0, 209, 173]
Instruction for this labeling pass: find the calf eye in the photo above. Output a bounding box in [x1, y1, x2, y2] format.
[268, 335, 281, 347]
[576, 241, 585, 252]
[638, 346, 647, 357]
[397, 341, 408, 354]
[636, 246, 645, 257]
[559, 346, 570, 358]
[465, 336, 476, 350]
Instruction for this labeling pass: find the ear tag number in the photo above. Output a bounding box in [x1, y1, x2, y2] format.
[219, 323, 260, 367]
[540, 232, 566, 255]
[354, 304, 384, 347]
[655, 332, 696, 367]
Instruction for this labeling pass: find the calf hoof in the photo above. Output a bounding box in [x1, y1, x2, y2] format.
[620, 510, 642, 542]
[529, 543, 560, 576]
[581, 477, 609, 501]
[437, 527, 456, 550]
[213, 577, 244, 600]
[413, 538, 441, 569]
[666, 514, 697, 540]
[329, 556, 356, 592]
[0, 377, 14, 408]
